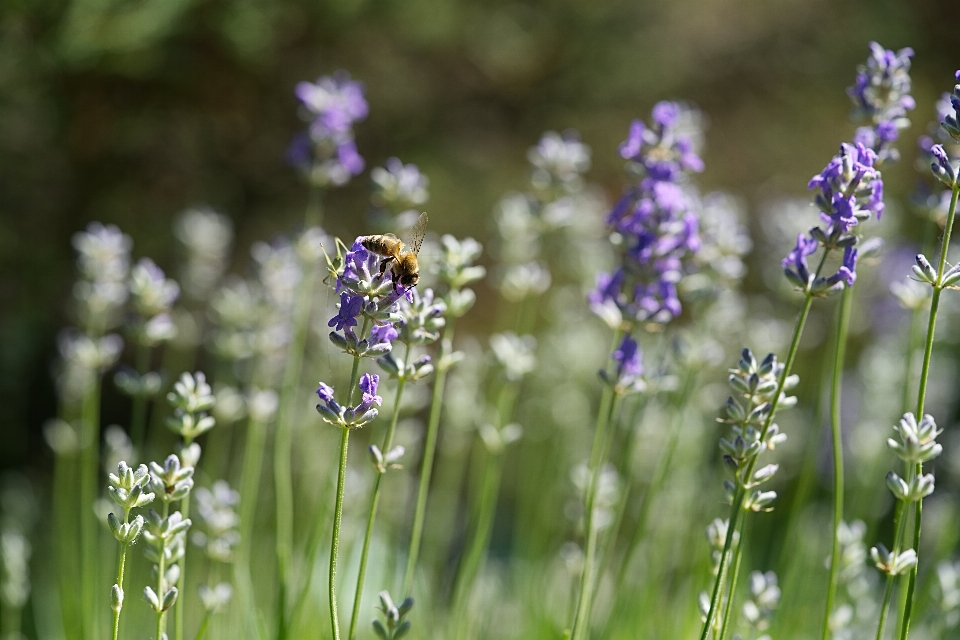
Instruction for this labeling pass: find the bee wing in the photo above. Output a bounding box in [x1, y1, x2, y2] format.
[401, 212, 428, 256]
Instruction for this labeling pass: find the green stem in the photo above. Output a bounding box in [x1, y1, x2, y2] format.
[717, 525, 744, 640]
[403, 318, 457, 595]
[236, 396, 270, 591]
[875, 490, 911, 640]
[131, 340, 152, 454]
[274, 261, 320, 640]
[111, 509, 130, 640]
[329, 426, 351, 640]
[175, 473, 192, 640]
[616, 371, 696, 591]
[452, 448, 505, 616]
[901, 220, 936, 415]
[700, 288, 817, 640]
[348, 343, 411, 640]
[287, 456, 337, 636]
[899, 183, 960, 640]
[821, 285, 853, 640]
[327, 328, 367, 640]
[156, 501, 171, 640]
[195, 610, 213, 640]
[80, 374, 102, 640]
[569, 377, 621, 640]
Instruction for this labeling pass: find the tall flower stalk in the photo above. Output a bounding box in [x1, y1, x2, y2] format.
[316, 238, 409, 640]
[106, 462, 154, 640]
[274, 70, 368, 639]
[873, 72, 960, 640]
[402, 235, 485, 595]
[348, 288, 443, 639]
[165, 371, 216, 640]
[820, 41, 912, 640]
[573, 102, 704, 640]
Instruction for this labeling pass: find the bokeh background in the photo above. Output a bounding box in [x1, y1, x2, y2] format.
[1, 0, 958, 470]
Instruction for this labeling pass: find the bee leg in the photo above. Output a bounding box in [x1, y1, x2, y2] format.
[392, 270, 402, 294]
[379, 258, 392, 275]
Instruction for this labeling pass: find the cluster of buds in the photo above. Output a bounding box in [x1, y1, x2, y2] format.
[316, 374, 383, 429]
[741, 571, 781, 632]
[717, 349, 796, 512]
[106, 462, 156, 613]
[369, 158, 430, 232]
[192, 481, 240, 563]
[142, 510, 191, 614]
[107, 462, 155, 541]
[870, 413, 942, 576]
[166, 372, 217, 443]
[128, 258, 180, 348]
[71, 222, 132, 334]
[373, 591, 414, 640]
[141, 454, 195, 615]
[927, 71, 960, 189]
[599, 334, 646, 396]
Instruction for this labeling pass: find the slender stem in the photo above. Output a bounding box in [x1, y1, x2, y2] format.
[327, 325, 367, 640]
[195, 610, 213, 640]
[875, 489, 911, 640]
[403, 318, 457, 595]
[901, 220, 936, 415]
[175, 474, 192, 640]
[329, 426, 351, 640]
[821, 285, 853, 640]
[131, 340, 152, 453]
[236, 402, 270, 575]
[570, 384, 621, 640]
[452, 449, 505, 616]
[156, 501, 171, 640]
[616, 371, 696, 591]
[273, 261, 321, 640]
[899, 183, 960, 640]
[111, 508, 130, 640]
[348, 343, 411, 640]
[288, 456, 336, 635]
[80, 374, 102, 640]
[718, 526, 744, 640]
[700, 288, 818, 640]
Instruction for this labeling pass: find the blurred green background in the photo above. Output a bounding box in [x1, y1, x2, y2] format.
[0, 0, 957, 472]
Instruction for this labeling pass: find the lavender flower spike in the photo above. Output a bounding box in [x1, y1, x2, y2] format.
[316, 375, 381, 429]
[848, 42, 915, 162]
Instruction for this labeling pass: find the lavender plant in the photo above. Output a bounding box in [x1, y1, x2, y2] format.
[105, 462, 155, 640]
[573, 101, 704, 640]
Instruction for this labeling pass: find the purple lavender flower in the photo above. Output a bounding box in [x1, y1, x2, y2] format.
[600, 334, 646, 394]
[782, 234, 819, 288]
[591, 102, 703, 325]
[329, 293, 363, 332]
[296, 71, 369, 136]
[290, 71, 368, 186]
[930, 143, 958, 187]
[939, 71, 960, 143]
[315, 375, 381, 428]
[356, 374, 382, 412]
[848, 42, 915, 162]
[808, 142, 884, 236]
[370, 323, 398, 345]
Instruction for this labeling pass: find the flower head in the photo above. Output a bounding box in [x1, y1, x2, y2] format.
[848, 42, 915, 162]
[290, 71, 368, 186]
[593, 104, 704, 326]
[329, 293, 363, 332]
[315, 375, 382, 429]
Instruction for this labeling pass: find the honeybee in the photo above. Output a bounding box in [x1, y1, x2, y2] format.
[360, 212, 428, 289]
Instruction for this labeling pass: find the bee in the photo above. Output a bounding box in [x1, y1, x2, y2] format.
[360, 212, 428, 289]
